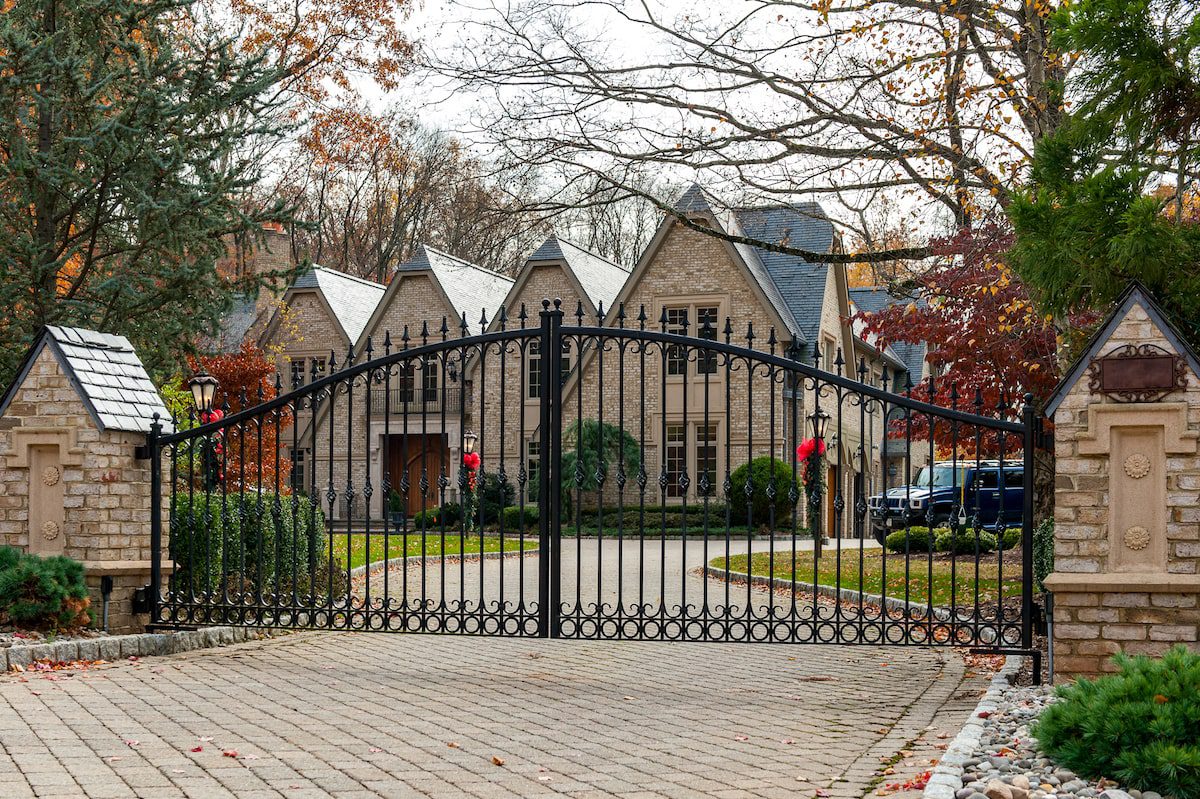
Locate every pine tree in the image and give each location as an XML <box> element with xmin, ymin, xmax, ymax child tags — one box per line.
<box><xmin>1007</xmin><ymin>0</ymin><xmax>1200</xmax><ymax>343</ymax></box>
<box><xmin>0</xmin><ymin>0</ymin><xmax>290</xmax><ymax>383</ymax></box>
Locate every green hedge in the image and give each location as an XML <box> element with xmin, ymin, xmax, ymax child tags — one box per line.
<box><xmin>171</xmin><ymin>492</ymin><xmax>330</xmax><ymax>597</ymax></box>
<box><xmin>884</xmin><ymin>526</ymin><xmax>941</xmax><ymax>553</ymax></box>
<box><xmin>728</xmin><ymin>457</ymin><xmax>797</xmax><ymax>527</ymax></box>
<box><xmin>500</xmin><ymin>505</ymin><xmax>539</xmax><ymax>530</ymax></box>
<box><xmin>935</xmin><ymin>527</ymin><xmax>998</xmax><ymax>555</ymax></box>
<box><xmin>0</xmin><ymin>547</ymin><xmax>92</xmax><ymax>631</ymax></box>
<box><xmin>1034</xmin><ymin>646</ymin><xmax>1200</xmax><ymax>798</ymax></box>
<box><xmin>999</xmin><ymin>527</ymin><xmax>1022</xmax><ymax>551</ymax></box>
<box><xmin>411</xmin><ymin>503</ymin><xmax>463</xmax><ymax>528</ymax></box>
<box><xmin>1034</xmin><ymin>518</ymin><xmax>1055</xmax><ymax>592</ymax></box>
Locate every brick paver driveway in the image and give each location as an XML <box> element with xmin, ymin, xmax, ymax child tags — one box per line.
<box><xmin>0</xmin><ymin>631</ymin><xmax>982</xmax><ymax>799</ymax></box>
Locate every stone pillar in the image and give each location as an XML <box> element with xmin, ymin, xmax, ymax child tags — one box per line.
<box><xmin>1043</xmin><ymin>287</ymin><xmax>1200</xmax><ymax>678</ymax></box>
<box><xmin>0</xmin><ymin>327</ymin><xmax>171</xmax><ymax>634</ymax></box>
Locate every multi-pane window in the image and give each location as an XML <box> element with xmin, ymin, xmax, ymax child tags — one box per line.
<box><xmin>696</xmin><ymin>424</ymin><xmax>718</xmax><ymax>496</ymax></box>
<box><xmin>528</xmin><ymin>341</ymin><xmax>542</xmax><ymax>399</ymax></box>
<box><xmin>526</xmin><ymin>440</ymin><xmax>540</xmax><ymax>501</ymax></box>
<box><xmin>399</xmin><ymin>361</ymin><xmax>438</xmax><ymax>406</ymax></box>
<box><xmin>665</xmin><ymin>424</ymin><xmax>686</xmax><ymax>497</ymax></box>
<box><xmin>696</xmin><ymin>306</ymin><xmax>719</xmax><ymax>374</ymax></box>
<box><xmin>527</xmin><ymin>341</ymin><xmax>571</xmax><ymax>399</ymax></box>
<box><xmin>290</xmin><ymin>449</ymin><xmax>306</xmax><ymax>491</ymax></box>
<box><xmin>665</xmin><ymin>308</ymin><xmax>688</xmax><ymax>375</ymax></box>
<box><xmin>422</xmin><ymin>361</ymin><xmax>438</xmax><ymax>402</ymax></box>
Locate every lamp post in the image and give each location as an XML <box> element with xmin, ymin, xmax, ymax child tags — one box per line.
<box><xmin>188</xmin><ymin>371</ymin><xmax>219</xmax><ymax>417</ymax></box>
<box><xmin>188</xmin><ymin>371</ymin><xmax>221</xmax><ymax>489</ymax></box>
<box><xmin>808</xmin><ymin>405</ymin><xmax>830</xmax><ymax>554</ymax></box>
<box><xmin>463</xmin><ymin>430</ymin><xmax>478</xmax><ymax>455</ymax></box>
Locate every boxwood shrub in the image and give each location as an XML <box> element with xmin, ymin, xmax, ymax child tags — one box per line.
<box><xmin>1034</xmin><ymin>646</ymin><xmax>1200</xmax><ymax>798</ymax></box>
<box><xmin>728</xmin><ymin>457</ymin><xmax>797</xmax><ymax>527</ymax></box>
<box><xmin>171</xmin><ymin>492</ymin><xmax>329</xmax><ymax>598</ymax></box>
<box><xmin>0</xmin><ymin>547</ymin><xmax>92</xmax><ymax>631</ymax></box>
<box><xmin>500</xmin><ymin>505</ymin><xmax>539</xmax><ymax>531</ymax></box>
<box><xmin>934</xmin><ymin>527</ymin><xmax>998</xmax><ymax>555</ymax></box>
<box><xmin>883</xmin><ymin>526</ymin><xmax>940</xmax><ymax>553</ymax></box>
<box><xmin>999</xmin><ymin>526</ymin><xmax>1022</xmax><ymax>551</ymax></box>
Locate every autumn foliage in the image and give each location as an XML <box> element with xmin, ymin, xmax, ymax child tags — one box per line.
<box><xmin>185</xmin><ymin>342</ymin><xmax>292</xmax><ymax>490</ymax></box>
<box><xmin>853</xmin><ymin>223</ymin><xmax>1098</xmax><ymax>454</ymax></box>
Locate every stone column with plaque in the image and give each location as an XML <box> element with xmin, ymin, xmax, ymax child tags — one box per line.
<box><xmin>0</xmin><ymin>326</ymin><xmax>172</xmax><ymax>633</ymax></box>
<box><xmin>1043</xmin><ymin>285</ymin><xmax>1200</xmax><ymax>678</ymax></box>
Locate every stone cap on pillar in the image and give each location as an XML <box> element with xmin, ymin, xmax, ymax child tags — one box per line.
<box><xmin>0</xmin><ymin>325</ymin><xmax>172</xmax><ymax>434</ymax></box>
<box><xmin>1044</xmin><ymin>282</ymin><xmax>1200</xmax><ymax>416</ymax></box>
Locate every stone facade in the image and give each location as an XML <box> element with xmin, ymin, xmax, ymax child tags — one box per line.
<box><xmin>1045</xmin><ymin>292</ymin><xmax>1200</xmax><ymax>677</ymax></box>
<box><xmin>0</xmin><ymin>348</ymin><xmax>168</xmax><ymax>634</ymax></box>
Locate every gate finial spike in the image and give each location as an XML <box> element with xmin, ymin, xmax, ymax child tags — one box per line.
<box><xmin>420</xmin><ymin>321</ymin><xmax>429</xmax><ymax>344</ymax></box>
<box><xmin>834</xmin><ymin>347</ymin><xmax>844</xmax><ymax>373</ymax></box>
<box><xmin>881</xmin><ymin>367</ymin><xmax>890</xmax><ymax>392</ymax></box>
<box><xmin>658</xmin><ymin>306</ymin><xmax>668</xmax><ymax>328</ymax></box>
<box><xmin>575</xmin><ymin>299</ymin><xmax>585</xmax><ymax>324</ymax></box>
<box><xmin>616</xmin><ymin>303</ymin><xmax>626</xmax><ymax>328</ymax></box>
<box><xmin>950</xmin><ymin>382</ymin><xmax>960</xmax><ymax>408</ymax></box>
<box><xmin>745</xmin><ymin>321</ymin><xmax>755</xmax><ymax>345</ymax></box>
<box><xmin>383</xmin><ymin>330</ymin><xmax>391</xmax><ymax>350</ymax></box>
<box><xmin>498</xmin><ymin>304</ymin><xmax>508</xmax><ymax>329</ymax></box>
<box><xmin>723</xmin><ymin>317</ymin><xmax>733</xmax><ymax>342</ymax></box>
<box><xmin>857</xmin><ymin>357</ymin><xmax>868</xmax><ymax>382</ymax></box>
<box><xmin>329</xmin><ymin>349</ymin><xmax>337</xmax><ymax>371</ymax></box>
<box><xmin>479</xmin><ymin>308</ymin><xmax>488</xmax><ymax>332</ymax></box>
<box><xmin>637</xmin><ymin>304</ymin><xmax>647</xmax><ymax>328</ymax></box>
<box><xmin>401</xmin><ymin>325</ymin><xmax>410</xmax><ymax>348</ymax></box>
<box><xmin>767</xmin><ymin>327</ymin><xmax>777</xmax><ymax>351</ymax></box>
<box><xmin>596</xmin><ymin>301</ymin><xmax>605</xmax><ymax>324</ymax></box>
<box><xmin>365</xmin><ymin>335</ymin><xmax>374</xmax><ymax>361</ymax></box>
<box><xmin>518</xmin><ymin>303</ymin><xmax>528</xmax><ymax>324</ymax></box>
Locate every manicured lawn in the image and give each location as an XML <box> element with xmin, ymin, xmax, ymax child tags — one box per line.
<box><xmin>712</xmin><ymin>548</ymin><xmax>1026</xmax><ymax>606</ymax></box>
<box><xmin>331</xmin><ymin>532</ymin><xmax>537</xmax><ymax>570</ymax></box>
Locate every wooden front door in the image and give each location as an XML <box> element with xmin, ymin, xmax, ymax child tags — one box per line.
<box><xmin>386</xmin><ymin>434</ymin><xmax>449</xmax><ymax>516</ymax></box>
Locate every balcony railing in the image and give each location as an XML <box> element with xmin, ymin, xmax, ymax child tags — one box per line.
<box><xmin>369</xmin><ymin>386</ymin><xmax>462</xmax><ymax>415</ymax></box>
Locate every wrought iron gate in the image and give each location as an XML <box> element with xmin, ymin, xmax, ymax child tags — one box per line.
<box><xmin>148</xmin><ymin>299</ymin><xmax>1040</xmax><ymax>657</ymax></box>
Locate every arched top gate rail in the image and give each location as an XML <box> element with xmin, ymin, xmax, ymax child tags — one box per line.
<box><xmin>146</xmin><ymin>299</ymin><xmax>1039</xmax><ymax>670</ymax></box>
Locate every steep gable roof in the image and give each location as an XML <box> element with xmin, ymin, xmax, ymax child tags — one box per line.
<box><xmin>848</xmin><ymin>287</ymin><xmax>928</xmax><ymax>380</ymax></box>
<box><xmin>732</xmin><ymin>203</ymin><xmax>836</xmax><ymax>345</ymax></box>
<box><xmin>526</xmin><ymin>236</ymin><xmax>631</xmax><ymax>312</ymax></box>
<box><xmin>0</xmin><ymin>326</ymin><xmax>172</xmax><ymax>434</ymax></box>
<box><xmin>1044</xmin><ymin>283</ymin><xmax>1200</xmax><ymax>416</ymax></box>
<box><xmin>399</xmin><ymin>246</ymin><xmax>514</xmax><ymax>325</ymax></box>
<box><xmin>294</xmin><ymin>266</ymin><xmax>386</xmax><ymax>344</ymax></box>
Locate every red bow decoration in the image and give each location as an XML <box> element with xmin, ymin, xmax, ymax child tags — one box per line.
<box><xmin>462</xmin><ymin>452</ymin><xmax>481</xmax><ymax>471</ymax></box>
<box><xmin>199</xmin><ymin>408</ymin><xmax>225</xmax><ymax>425</ymax></box>
<box><xmin>796</xmin><ymin>437</ymin><xmax>827</xmax><ymax>460</ymax></box>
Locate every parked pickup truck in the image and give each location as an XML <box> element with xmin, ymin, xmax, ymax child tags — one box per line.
<box><xmin>867</xmin><ymin>460</ymin><xmax>1025</xmax><ymax>542</ymax></box>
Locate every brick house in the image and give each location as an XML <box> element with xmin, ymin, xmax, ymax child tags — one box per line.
<box><xmin>297</xmin><ymin>246</ymin><xmax>513</xmax><ymax>520</ymax></box>
<box><xmin>470</xmin><ymin>235</ymin><xmax>631</xmax><ymax>501</ymax></box>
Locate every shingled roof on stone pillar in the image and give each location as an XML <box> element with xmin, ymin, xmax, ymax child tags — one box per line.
<box><xmin>0</xmin><ymin>326</ymin><xmax>173</xmax><ymax>434</ymax></box>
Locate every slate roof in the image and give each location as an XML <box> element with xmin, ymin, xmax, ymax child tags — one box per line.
<box><xmin>0</xmin><ymin>326</ymin><xmax>173</xmax><ymax>434</ymax></box>
<box><xmin>670</xmin><ymin>184</ymin><xmax>836</xmax><ymax>345</ymax></box>
<box><xmin>399</xmin><ymin>245</ymin><xmax>514</xmax><ymax>325</ymax></box>
<box><xmin>293</xmin><ymin>266</ymin><xmax>386</xmax><ymax>344</ymax></box>
<box><xmin>848</xmin><ymin>287</ymin><xmax>928</xmax><ymax>381</ymax></box>
<box><xmin>526</xmin><ymin>236</ymin><xmax>631</xmax><ymax>311</ymax></box>
<box><xmin>212</xmin><ymin>294</ymin><xmax>260</xmax><ymax>354</ymax></box>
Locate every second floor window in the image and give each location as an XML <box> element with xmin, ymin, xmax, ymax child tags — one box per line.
<box><xmin>665</xmin><ymin>304</ymin><xmax>720</xmax><ymax>376</ymax></box>
<box><xmin>400</xmin><ymin>361</ymin><xmax>438</xmax><ymax>405</ymax></box>
<box><xmin>527</xmin><ymin>341</ymin><xmax>571</xmax><ymax>399</ymax></box>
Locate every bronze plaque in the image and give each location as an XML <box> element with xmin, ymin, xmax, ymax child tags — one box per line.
<box><xmin>1087</xmin><ymin>344</ymin><xmax>1186</xmax><ymax>402</ymax></box>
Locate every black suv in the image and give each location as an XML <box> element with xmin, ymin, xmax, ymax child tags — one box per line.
<box><xmin>867</xmin><ymin>460</ymin><xmax>1025</xmax><ymax>542</ymax></box>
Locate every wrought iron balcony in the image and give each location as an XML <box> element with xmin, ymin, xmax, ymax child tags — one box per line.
<box><xmin>369</xmin><ymin>386</ymin><xmax>462</xmax><ymax>415</ymax></box>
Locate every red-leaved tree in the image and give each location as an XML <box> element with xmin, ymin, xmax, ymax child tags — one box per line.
<box><xmin>186</xmin><ymin>342</ymin><xmax>293</xmax><ymax>491</ymax></box>
<box><xmin>854</xmin><ymin>222</ymin><xmax>1098</xmax><ymax>455</ymax></box>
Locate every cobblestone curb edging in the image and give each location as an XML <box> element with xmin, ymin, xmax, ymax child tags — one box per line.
<box><xmin>922</xmin><ymin>654</ymin><xmax>1024</xmax><ymax>799</ymax></box>
<box><xmin>2</xmin><ymin>626</ymin><xmax>270</xmax><ymax>673</ymax></box>
<box><xmin>349</xmin><ymin>546</ymin><xmax>538</xmax><ymax>579</ymax></box>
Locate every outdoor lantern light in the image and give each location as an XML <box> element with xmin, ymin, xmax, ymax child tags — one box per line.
<box><xmin>463</xmin><ymin>430</ymin><xmax>478</xmax><ymax>455</ymax></box>
<box><xmin>809</xmin><ymin>406</ymin><xmax>831</xmax><ymax>441</ymax></box>
<box><xmin>188</xmin><ymin>370</ymin><xmax>219</xmax><ymax>414</ymax></box>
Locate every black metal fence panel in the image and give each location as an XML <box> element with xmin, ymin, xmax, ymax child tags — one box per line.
<box><xmin>147</xmin><ymin>299</ymin><xmax>1039</xmax><ymax>657</ymax></box>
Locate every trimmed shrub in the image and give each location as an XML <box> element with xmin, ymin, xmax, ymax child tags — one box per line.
<box><xmin>500</xmin><ymin>505</ymin><xmax>538</xmax><ymax>531</ymax></box>
<box><xmin>170</xmin><ymin>492</ymin><xmax>329</xmax><ymax>598</ymax></box>
<box><xmin>478</xmin><ymin>474</ymin><xmax>515</xmax><ymax>524</ymax></box>
<box><xmin>1033</xmin><ymin>518</ymin><xmax>1055</xmax><ymax>592</ymax></box>
<box><xmin>883</xmin><ymin>526</ymin><xmax>940</xmax><ymax>553</ymax></box>
<box><xmin>411</xmin><ymin>502</ymin><xmax>462</xmax><ymax>529</ymax></box>
<box><xmin>728</xmin><ymin>457</ymin><xmax>797</xmax><ymax>527</ymax></box>
<box><xmin>934</xmin><ymin>527</ymin><xmax>998</xmax><ymax>555</ymax></box>
<box><xmin>1034</xmin><ymin>646</ymin><xmax>1200</xmax><ymax>799</ymax></box>
<box><xmin>0</xmin><ymin>549</ymin><xmax>92</xmax><ymax>631</ymax></box>
<box><xmin>999</xmin><ymin>526</ymin><xmax>1022</xmax><ymax>551</ymax></box>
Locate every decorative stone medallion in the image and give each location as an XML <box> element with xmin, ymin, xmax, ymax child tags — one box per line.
<box><xmin>41</xmin><ymin>520</ymin><xmax>60</xmax><ymax>541</ymax></box>
<box><xmin>1123</xmin><ymin>453</ymin><xmax>1151</xmax><ymax>480</ymax></box>
<box><xmin>1123</xmin><ymin>525</ymin><xmax>1151</xmax><ymax>551</ymax></box>
<box><xmin>41</xmin><ymin>465</ymin><xmax>61</xmax><ymax>486</ymax></box>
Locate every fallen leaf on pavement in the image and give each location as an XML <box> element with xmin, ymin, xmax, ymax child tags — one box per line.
<box><xmin>491</xmin><ymin>756</ymin><xmax>505</xmax><ymax>766</ymax></box>
<box><xmin>222</xmin><ymin>750</ymin><xmax>238</xmax><ymax>758</ymax></box>
<box><xmin>446</xmin><ymin>742</ymin><xmax>460</xmax><ymax>749</ymax></box>
<box><xmin>190</xmin><ymin>746</ymin><xmax>202</xmax><ymax>753</ymax></box>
